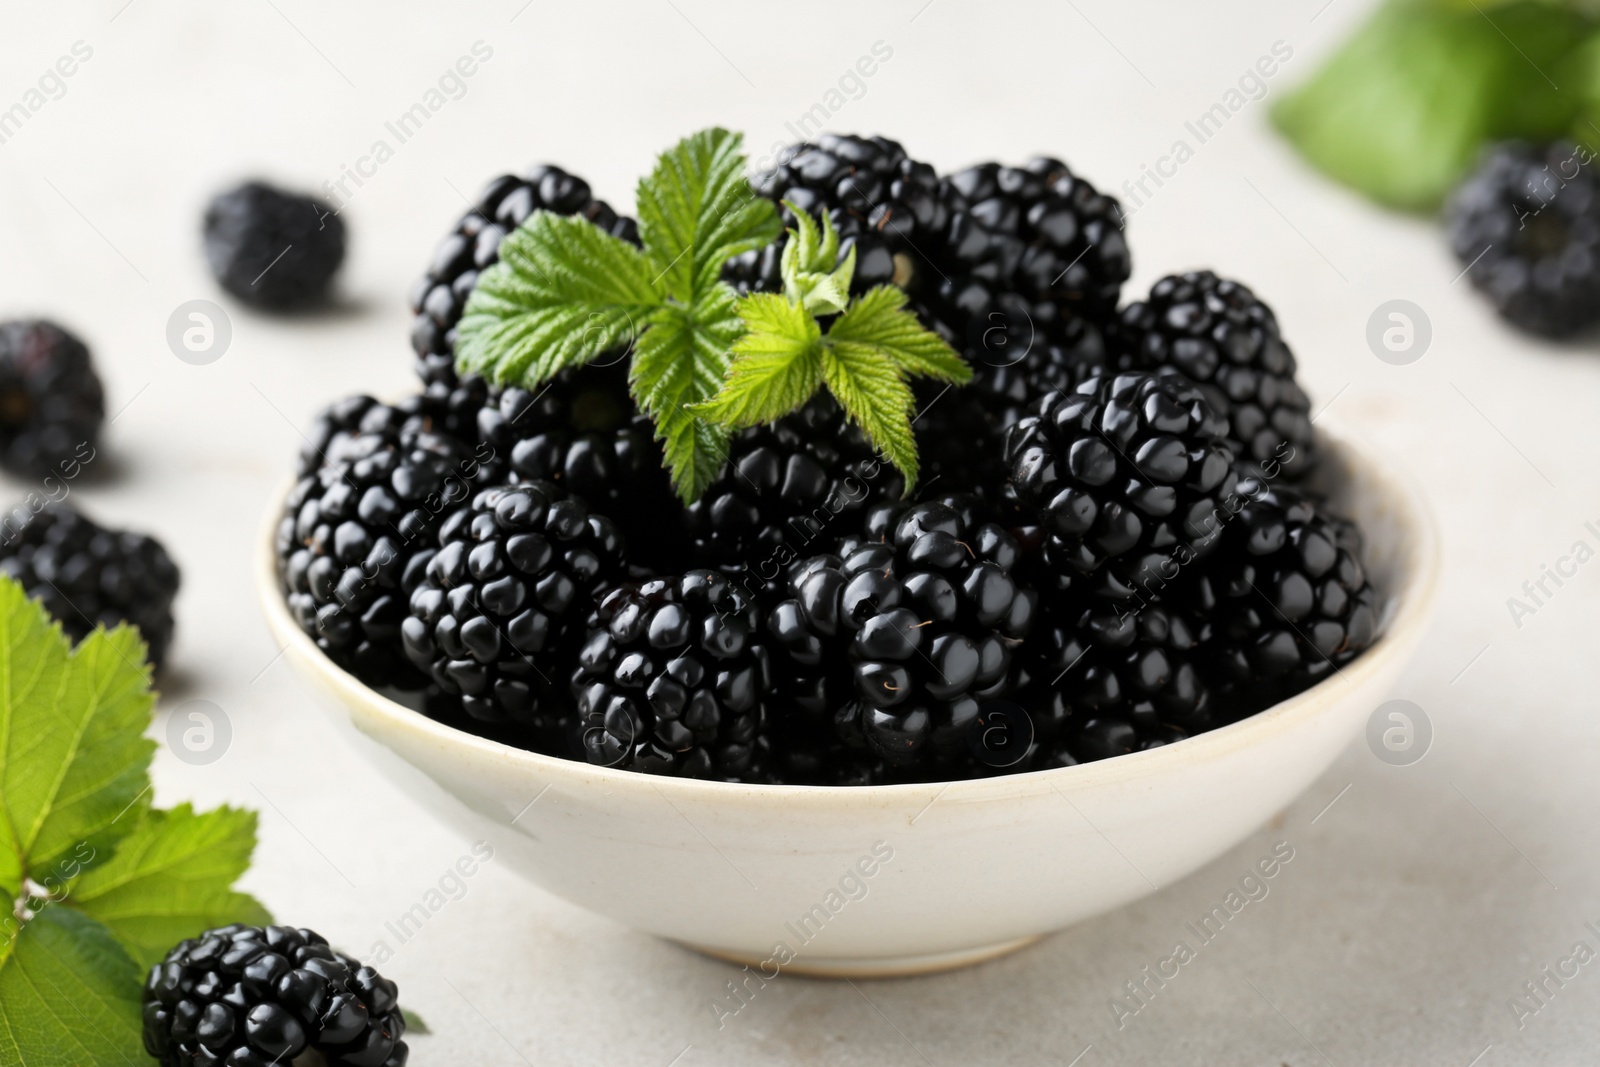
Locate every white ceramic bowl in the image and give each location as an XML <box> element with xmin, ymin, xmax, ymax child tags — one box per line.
<box><xmin>259</xmin><ymin>423</ymin><xmax>1438</xmax><ymax>977</ymax></box>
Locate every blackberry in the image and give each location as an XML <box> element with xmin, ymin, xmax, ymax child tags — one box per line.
<box><xmin>476</xmin><ymin>360</ymin><xmax>684</xmax><ymax>570</ymax></box>
<box><xmin>276</xmin><ymin>395</ymin><xmax>492</xmax><ymax>688</ymax></box>
<box><xmin>403</xmin><ymin>483</ymin><xmax>622</xmax><ymax>737</ymax></box>
<box><xmin>410</xmin><ymin>164</ymin><xmax>636</xmax><ymax>389</ymax></box>
<box><xmin>0</xmin><ymin>320</ymin><xmax>104</xmax><ymax>477</ymax></box>
<box><xmin>1004</xmin><ymin>371</ymin><xmax>1237</xmax><ymax>595</ymax></box>
<box><xmin>0</xmin><ymin>502</ymin><xmax>180</xmax><ymax>669</ymax></box>
<box><xmin>1186</xmin><ymin>471</ymin><xmax>1379</xmax><ymax>707</ymax></box>
<box><xmin>1446</xmin><ymin>140</ymin><xmax>1600</xmax><ymax>337</ymax></box>
<box><xmin>203</xmin><ymin>181</ymin><xmax>345</xmax><ymax>309</ymax></box>
<box><xmin>686</xmin><ymin>394</ymin><xmax>903</xmax><ymax>581</ymax></box>
<box><xmin>725</xmin><ymin>134</ymin><xmax>949</xmax><ymax>302</ymax></box>
<box><xmin>143</xmin><ymin>923</ymin><xmax>407</xmax><ymax>1067</ymax></box>
<box><xmin>1117</xmin><ymin>271</ymin><xmax>1315</xmax><ymax>477</ymax></box>
<box><xmin>769</xmin><ymin>499</ymin><xmax>1034</xmax><ymax>773</ymax></box>
<box><xmin>935</xmin><ymin>157</ymin><xmax>1130</xmax><ymax>351</ymax></box>
<box><xmin>571</xmin><ymin>571</ymin><xmax>768</xmax><ymax>779</ymax></box>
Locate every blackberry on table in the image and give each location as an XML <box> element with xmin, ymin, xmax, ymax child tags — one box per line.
<box><xmin>476</xmin><ymin>360</ymin><xmax>684</xmax><ymax>570</ymax></box>
<box><xmin>686</xmin><ymin>394</ymin><xmax>903</xmax><ymax>581</ymax></box>
<box><xmin>571</xmin><ymin>571</ymin><xmax>768</xmax><ymax>779</ymax></box>
<box><xmin>403</xmin><ymin>482</ymin><xmax>622</xmax><ymax>737</ymax></box>
<box><xmin>769</xmin><ymin>499</ymin><xmax>1034</xmax><ymax>774</ymax></box>
<box><xmin>1186</xmin><ymin>470</ymin><xmax>1379</xmax><ymax>709</ymax></box>
<box><xmin>1004</xmin><ymin>371</ymin><xmax>1238</xmax><ymax>596</ymax></box>
<box><xmin>1117</xmin><ymin>271</ymin><xmax>1315</xmax><ymax>477</ymax></box>
<box><xmin>276</xmin><ymin>395</ymin><xmax>492</xmax><ymax>688</ymax></box>
<box><xmin>1446</xmin><ymin>140</ymin><xmax>1600</xmax><ymax>337</ymax></box>
<box><xmin>0</xmin><ymin>320</ymin><xmax>104</xmax><ymax>478</ymax></box>
<box><xmin>0</xmin><ymin>502</ymin><xmax>180</xmax><ymax>669</ymax></box>
<box><xmin>143</xmin><ymin>923</ymin><xmax>407</xmax><ymax>1067</ymax></box>
<box><xmin>204</xmin><ymin>181</ymin><xmax>345</xmax><ymax>309</ymax></box>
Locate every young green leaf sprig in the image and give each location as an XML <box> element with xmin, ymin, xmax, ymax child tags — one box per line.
<box><xmin>694</xmin><ymin>205</ymin><xmax>971</xmax><ymax>488</ymax></box>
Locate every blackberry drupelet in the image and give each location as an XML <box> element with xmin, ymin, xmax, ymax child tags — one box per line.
<box><xmin>571</xmin><ymin>571</ymin><xmax>768</xmax><ymax>779</ymax></box>
<box><xmin>0</xmin><ymin>502</ymin><xmax>180</xmax><ymax>669</ymax></box>
<box><xmin>1117</xmin><ymin>271</ymin><xmax>1315</xmax><ymax>477</ymax></box>
<box><xmin>142</xmin><ymin>923</ymin><xmax>407</xmax><ymax>1067</ymax></box>
<box><xmin>724</xmin><ymin>134</ymin><xmax>949</xmax><ymax>302</ymax></box>
<box><xmin>1190</xmin><ymin>470</ymin><xmax>1379</xmax><ymax>708</ymax></box>
<box><xmin>1005</xmin><ymin>371</ymin><xmax>1238</xmax><ymax>595</ymax></box>
<box><xmin>204</xmin><ymin>181</ymin><xmax>345</xmax><ymax>309</ymax></box>
<box><xmin>1446</xmin><ymin>140</ymin><xmax>1600</xmax><ymax>337</ymax></box>
<box><xmin>403</xmin><ymin>483</ymin><xmax>622</xmax><ymax>736</ymax></box>
<box><xmin>769</xmin><ymin>499</ymin><xmax>1034</xmax><ymax>773</ymax></box>
<box><xmin>686</xmin><ymin>394</ymin><xmax>903</xmax><ymax>580</ymax></box>
<box><xmin>934</xmin><ymin>157</ymin><xmax>1130</xmax><ymax>351</ymax></box>
<box><xmin>410</xmin><ymin>164</ymin><xmax>636</xmax><ymax>392</ymax></box>
<box><xmin>277</xmin><ymin>395</ymin><xmax>493</xmax><ymax>688</ymax></box>
<box><xmin>0</xmin><ymin>320</ymin><xmax>104</xmax><ymax>478</ymax></box>
<box><xmin>476</xmin><ymin>359</ymin><xmax>684</xmax><ymax>569</ymax></box>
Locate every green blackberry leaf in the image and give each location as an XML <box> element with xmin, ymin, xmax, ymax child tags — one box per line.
<box><xmin>780</xmin><ymin>201</ymin><xmax>854</xmax><ymax>315</ymax></box>
<box><xmin>821</xmin><ymin>342</ymin><xmax>919</xmax><ymax>488</ymax></box>
<box><xmin>1273</xmin><ymin>0</ymin><xmax>1590</xmax><ymax>210</ymax></box>
<box><xmin>72</xmin><ymin>804</ymin><xmax>271</xmax><ymax>970</ymax></box>
<box><xmin>456</xmin><ymin>212</ymin><xmax>660</xmax><ymax>384</ymax></box>
<box><xmin>0</xmin><ymin>903</ymin><xmax>143</xmax><ymax>1067</ymax></box>
<box><xmin>693</xmin><ymin>293</ymin><xmax>823</xmax><ymax>429</ymax></box>
<box><xmin>636</xmin><ymin>128</ymin><xmax>780</xmax><ymax>302</ymax></box>
<box><xmin>829</xmin><ymin>286</ymin><xmax>972</xmax><ymax>383</ymax></box>
<box><xmin>630</xmin><ymin>292</ymin><xmax>738</xmax><ymax>503</ymax></box>
<box><xmin>0</xmin><ymin>581</ymin><xmax>154</xmax><ymax>897</ymax></box>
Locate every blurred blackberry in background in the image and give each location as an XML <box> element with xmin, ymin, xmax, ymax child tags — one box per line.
<box><xmin>143</xmin><ymin>923</ymin><xmax>407</xmax><ymax>1067</ymax></box>
<box><xmin>1005</xmin><ymin>371</ymin><xmax>1237</xmax><ymax>596</ymax></box>
<box><xmin>0</xmin><ymin>319</ymin><xmax>103</xmax><ymax>478</ymax></box>
<box><xmin>1117</xmin><ymin>271</ymin><xmax>1315</xmax><ymax>477</ymax></box>
<box><xmin>571</xmin><ymin>571</ymin><xmax>768</xmax><ymax>779</ymax></box>
<box><xmin>686</xmin><ymin>394</ymin><xmax>902</xmax><ymax>581</ymax></box>
<box><xmin>277</xmin><ymin>395</ymin><xmax>492</xmax><ymax>688</ymax></box>
<box><xmin>1446</xmin><ymin>140</ymin><xmax>1600</xmax><ymax>337</ymax></box>
<box><xmin>476</xmin><ymin>360</ymin><xmax>684</xmax><ymax>570</ymax></box>
<box><xmin>769</xmin><ymin>499</ymin><xmax>1034</xmax><ymax>774</ymax></box>
<box><xmin>0</xmin><ymin>503</ymin><xmax>179</xmax><ymax>669</ymax></box>
<box><xmin>1186</xmin><ymin>470</ymin><xmax>1379</xmax><ymax>709</ymax></box>
<box><xmin>404</xmin><ymin>483</ymin><xmax>621</xmax><ymax>739</ymax></box>
<box><xmin>204</xmin><ymin>181</ymin><xmax>345</xmax><ymax>309</ymax></box>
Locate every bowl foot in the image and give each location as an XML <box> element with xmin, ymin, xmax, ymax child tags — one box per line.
<box><xmin>678</xmin><ymin>933</ymin><xmax>1045</xmax><ymax>978</ymax></box>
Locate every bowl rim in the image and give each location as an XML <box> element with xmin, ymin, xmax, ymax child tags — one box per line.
<box><xmin>258</xmin><ymin>419</ymin><xmax>1441</xmax><ymax>808</ymax></box>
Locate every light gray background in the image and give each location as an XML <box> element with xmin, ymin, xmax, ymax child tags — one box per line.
<box><xmin>3</xmin><ymin>1</ymin><xmax>1596</xmax><ymax>1063</ymax></box>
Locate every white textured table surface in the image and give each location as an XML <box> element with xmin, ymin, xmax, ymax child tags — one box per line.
<box><xmin>4</xmin><ymin>1</ymin><xmax>1598</xmax><ymax>1063</ymax></box>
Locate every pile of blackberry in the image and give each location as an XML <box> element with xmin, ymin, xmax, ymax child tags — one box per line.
<box><xmin>275</xmin><ymin>136</ymin><xmax>1383</xmax><ymax>785</ymax></box>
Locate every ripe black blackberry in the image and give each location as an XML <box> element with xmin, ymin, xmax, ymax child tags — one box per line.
<box><xmin>410</xmin><ymin>164</ymin><xmax>636</xmax><ymax>391</ymax></box>
<box><xmin>277</xmin><ymin>395</ymin><xmax>493</xmax><ymax>688</ymax></box>
<box><xmin>724</xmin><ymin>134</ymin><xmax>950</xmax><ymax>303</ymax></box>
<box><xmin>476</xmin><ymin>359</ymin><xmax>684</xmax><ymax>570</ymax></box>
<box><xmin>0</xmin><ymin>502</ymin><xmax>179</xmax><ymax>668</ymax></box>
<box><xmin>571</xmin><ymin>571</ymin><xmax>768</xmax><ymax>779</ymax></box>
<box><xmin>1117</xmin><ymin>271</ymin><xmax>1315</xmax><ymax>477</ymax></box>
<box><xmin>686</xmin><ymin>394</ymin><xmax>903</xmax><ymax>579</ymax></box>
<box><xmin>1186</xmin><ymin>471</ymin><xmax>1379</xmax><ymax>707</ymax></box>
<box><xmin>403</xmin><ymin>483</ymin><xmax>622</xmax><ymax>738</ymax></box>
<box><xmin>934</xmin><ymin>157</ymin><xmax>1130</xmax><ymax>351</ymax></box>
<box><xmin>1446</xmin><ymin>140</ymin><xmax>1600</xmax><ymax>337</ymax></box>
<box><xmin>0</xmin><ymin>320</ymin><xmax>104</xmax><ymax>478</ymax></box>
<box><xmin>769</xmin><ymin>499</ymin><xmax>1034</xmax><ymax>773</ymax></box>
<box><xmin>143</xmin><ymin>923</ymin><xmax>407</xmax><ymax>1067</ymax></box>
<box><xmin>1005</xmin><ymin>371</ymin><xmax>1238</xmax><ymax>595</ymax></box>
<box><xmin>204</xmin><ymin>181</ymin><xmax>345</xmax><ymax>309</ymax></box>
